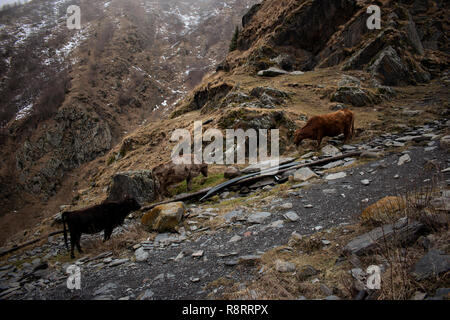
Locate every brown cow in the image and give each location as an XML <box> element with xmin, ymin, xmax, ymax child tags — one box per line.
<box><xmin>294</xmin><ymin>109</ymin><xmax>355</xmax><ymax>148</ymax></box>
<box><xmin>152</xmin><ymin>158</ymin><xmax>208</xmax><ymax>198</ymax></box>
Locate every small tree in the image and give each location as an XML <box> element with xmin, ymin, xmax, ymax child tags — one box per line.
<box><xmin>229</xmin><ymin>26</ymin><xmax>239</xmax><ymax>52</ymax></box>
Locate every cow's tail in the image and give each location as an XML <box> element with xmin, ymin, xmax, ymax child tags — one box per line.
<box><xmin>62</xmin><ymin>212</ymin><xmax>69</xmax><ymax>250</ymax></box>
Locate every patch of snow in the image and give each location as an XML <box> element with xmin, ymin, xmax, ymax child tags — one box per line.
<box><xmin>15</xmin><ymin>103</ymin><xmax>33</xmax><ymax>121</ymax></box>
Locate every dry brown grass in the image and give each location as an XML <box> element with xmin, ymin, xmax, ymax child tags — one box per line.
<box><xmin>213</xmin><ymin>178</ymin><xmax>449</xmax><ymax>300</ymax></box>
<box><xmin>364</xmin><ymin>180</ymin><xmax>449</xmax><ymax>299</ymax></box>
<box><xmin>79</xmin><ymin>223</ymin><xmax>149</xmax><ymax>257</ymax></box>
<box><xmin>361</xmin><ymin>196</ymin><xmax>407</xmax><ymax>226</ymax></box>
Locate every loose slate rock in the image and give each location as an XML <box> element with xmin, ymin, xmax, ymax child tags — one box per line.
<box><xmin>321</xmin><ymin>145</ymin><xmax>342</xmax><ymax>157</ymax></box>
<box><xmin>224</xmin><ymin>210</ymin><xmax>243</xmax><ymax>222</ymax></box>
<box><xmin>247</xmin><ymin>212</ymin><xmax>271</xmax><ymax>224</ymax></box>
<box><xmin>322</xmin><ymin>160</ymin><xmax>345</xmax><ymax>169</ymax></box>
<box><xmin>284</xmin><ymin>211</ymin><xmax>300</xmax><ymax>222</ymax></box>
<box><xmin>398</xmin><ymin>154</ymin><xmax>411</xmax><ymax>166</ymax></box>
<box><xmin>94</xmin><ymin>282</ymin><xmax>118</xmax><ymax>296</ymax></box>
<box><xmin>139</xmin><ymin>289</ymin><xmax>154</xmax><ymax>300</ymax></box>
<box><xmin>109</xmin><ymin>259</ymin><xmax>129</xmax><ymax>267</ymax></box>
<box><xmin>411</xmin><ymin>250</ymin><xmax>450</xmax><ymax>281</ymax></box>
<box><xmin>257</xmin><ymin>67</ymin><xmax>288</xmax><ymax>77</ymax></box>
<box><xmin>229</xmin><ymin>235</ymin><xmax>242</xmax><ymax>243</ymax></box>
<box><xmin>135</xmin><ymin>247</ymin><xmax>149</xmax><ymax>262</ymax></box>
<box><xmin>297</xmin><ymin>265</ymin><xmax>318</xmax><ymax>280</ymax></box>
<box><xmin>325</xmin><ymin>172</ymin><xmax>347</xmax><ymax>180</ymax></box>
<box><xmin>293</xmin><ymin>168</ymin><xmax>318</xmax><ymax>182</ymax></box>
<box><xmin>344</xmin><ymin>218</ymin><xmax>425</xmax><ymax>256</ymax></box>
<box><xmin>275</xmin><ymin>260</ymin><xmax>296</xmax><ymax>273</ymax></box>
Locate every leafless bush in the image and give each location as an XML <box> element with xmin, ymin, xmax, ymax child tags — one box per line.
<box><xmin>94</xmin><ymin>21</ymin><xmax>115</xmax><ymax>58</ymax></box>
<box><xmin>31</xmin><ymin>70</ymin><xmax>71</xmax><ymax>122</ymax></box>
<box><xmin>117</xmin><ymin>70</ymin><xmax>144</xmax><ymax>107</ymax></box>
<box><xmin>87</xmin><ymin>62</ymin><xmax>98</xmax><ymax>86</ymax></box>
<box><xmin>79</xmin><ymin>223</ymin><xmax>148</xmax><ymax>256</ymax></box>
<box><xmin>370</xmin><ymin>179</ymin><xmax>448</xmax><ymax>299</ymax></box>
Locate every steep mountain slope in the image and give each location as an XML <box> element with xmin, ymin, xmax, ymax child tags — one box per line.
<box><xmin>0</xmin><ymin>0</ymin><xmax>259</xmax><ymax>244</ymax></box>
<box><xmin>54</xmin><ymin>0</ymin><xmax>448</xmax><ymax>218</ymax></box>
<box><xmin>0</xmin><ymin>0</ymin><xmax>448</xmax><ymax>302</ymax></box>
<box><xmin>0</xmin><ymin>0</ymin><xmax>448</xmax><ymax>247</ymax></box>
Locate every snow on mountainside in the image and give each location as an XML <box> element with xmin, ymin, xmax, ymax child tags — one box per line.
<box><xmin>0</xmin><ymin>0</ymin><xmax>257</xmax><ymax>124</ymax></box>
<box><xmin>0</xmin><ymin>0</ymin><xmax>260</xmax><ymax>244</ymax></box>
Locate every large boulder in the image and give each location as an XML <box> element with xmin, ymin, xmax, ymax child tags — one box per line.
<box><xmin>368</xmin><ymin>46</ymin><xmax>430</xmax><ymax>86</ymax></box>
<box><xmin>107</xmin><ymin>170</ymin><xmax>156</xmax><ymax>205</ymax></box>
<box><xmin>141</xmin><ymin>202</ymin><xmax>185</xmax><ymax>232</ymax></box>
<box><xmin>242</xmin><ymin>3</ymin><xmax>262</xmax><ymax>28</ymax></box>
<box><xmin>293</xmin><ymin>167</ymin><xmax>318</xmax><ymax>182</ymax></box>
<box><xmin>257</xmin><ymin>67</ymin><xmax>288</xmax><ymax>77</ymax></box>
<box><xmin>221</xmin><ymin>92</ymin><xmax>252</xmax><ymax>107</ymax></box>
<box><xmin>173</xmin><ymin>82</ymin><xmax>233</xmax><ymax>116</ymax></box>
<box><xmin>368</xmin><ymin>46</ymin><xmax>410</xmax><ymax>86</ymax></box>
<box><xmin>250</xmin><ymin>86</ymin><xmax>291</xmax><ymax>100</ymax></box>
<box><xmin>250</xmin><ymin>86</ymin><xmax>291</xmax><ymax>107</ymax></box>
<box><xmin>218</xmin><ymin>108</ymin><xmax>296</xmax><ymax>133</ymax></box>
<box><xmin>270</xmin><ymin>54</ymin><xmax>294</xmax><ymax>71</ymax></box>
<box><xmin>16</xmin><ymin>103</ymin><xmax>112</xmax><ymax>198</ymax></box>
<box><xmin>331</xmin><ymin>86</ymin><xmax>379</xmax><ymax>107</ymax></box>
<box><xmin>342</xmin><ymin>30</ymin><xmax>388</xmax><ymax>71</ymax></box>
<box><xmin>224</xmin><ymin>166</ymin><xmax>241</xmax><ymax>179</ymax></box>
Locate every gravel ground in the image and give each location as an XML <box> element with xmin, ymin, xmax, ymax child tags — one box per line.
<box><xmin>17</xmin><ymin>143</ymin><xmax>448</xmax><ymax>300</ymax></box>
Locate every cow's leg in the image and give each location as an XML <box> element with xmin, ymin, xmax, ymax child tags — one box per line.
<box><xmin>104</xmin><ymin>227</ymin><xmax>113</xmax><ymax>242</ymax></box>
<box><xmin>315</xmin><ymin>129</ymin><xmax>323</xmax><ymax>150</ymax></box>
<box><xmin>186</xmin><ymin>176</ymin><xmax>192</xmax><ymax>192</ymax></box>
<box><xmin>164</xmin><ymin>186</ymin><xmax>171</xmax><ymax>198</ymax></box>
<box><xmin>343</xmin><ymin>126</ymin><xmax>351</xmax><ymax>143</ymax></box>
<box><xmin>316</xmin><ymin>136</ymin><xmax>323</xmax><ymax>150</ymax></box>
<box><xmin>75</xmin><ymin>234</ymin><xmax>83</xmax><ymax>254</ymax></box>
<box><xmin>69</xmin><ymin>232</ymin><xmax>76</xmax><ymax>259</ymax></box>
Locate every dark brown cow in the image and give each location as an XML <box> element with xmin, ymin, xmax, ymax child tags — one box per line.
<box><xmin>62</xmin><ymin>197</ymin><xmax>141</xmax><ymax>259</ymax></box>
<box><xmin>152</xmin><ymin>158</ymin><xmax>208</xmax><ymax>198</ymax></box>
<box><xmin>294</xmin><ymin>109</ymin><xmax>355</xmax><ymax>148</ymax></box>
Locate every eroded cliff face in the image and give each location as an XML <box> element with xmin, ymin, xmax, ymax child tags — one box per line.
<box><xmin>16</xmin><ymin>101</ymin><xmax>112</xmax><ymax>198</ymax></box>
<box><xmin>0</xmin><ymin>0</ymin><xmax>259</xmax><ymax>207</ymax></box>
<box><xmin>0</xmin><ymin>0</ymin><xmax>261</xmax><ymax>243</ymax></box>
<box><xmin>220</xmin><ymin>0</ymin><xmax>448</xmax><ymax>82</ymax></box>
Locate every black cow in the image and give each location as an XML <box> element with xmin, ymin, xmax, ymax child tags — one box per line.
<box><xmin>62</xmin><ymin>197</ymin><xmax>141</xmax><ymax>259</ymax></box>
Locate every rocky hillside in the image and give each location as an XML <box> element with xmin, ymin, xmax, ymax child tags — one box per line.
<box><xmin>0</xmin><ymin>0</ymin><xmax>259</xmax><ymax>243</ymax></box>
<box><xmin>0</xmin><ymin>0</ymin><xmax>449</xmax><ymax>301</ymax></box>
<box><xmin>219</xmin><ymin>0</ymin><xmax>448</xmax><ymax>77</ymax></box>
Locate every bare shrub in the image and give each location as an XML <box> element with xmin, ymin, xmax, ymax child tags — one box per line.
<box><xmin>369</xmin><ymin>179</ymin><xmax>448</xmax><ymax>300</ymax></box>
<box><xmin>31</xmin><ymin>70</ymin><xmax>71</xmax><ymax>122</ymax></box>
<box><xmin>117</xmin><ymin>69</ymin><xmax>144</xmax><ymax>107</ymax></box>
<box><xmin>87</xmin><ymin>62</ymin><xmax>98</xmax><ymax>86</ymax></box>
<box><xmin>94</xmin><ymin>21</ymin><xmax>115</xmax><ymax>58</ymax></box>
<box><xmin>77</xmin><ymin>223</ymin><xmax>149</xmax><ymax>257</ymax></box>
